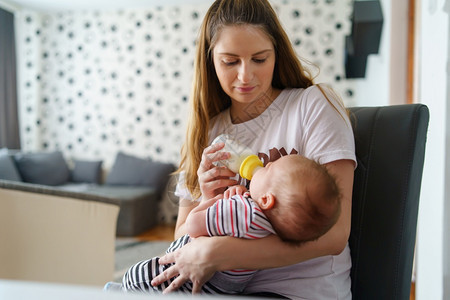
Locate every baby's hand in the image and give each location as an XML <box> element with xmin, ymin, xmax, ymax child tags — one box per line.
<box><xmin>224</xmin><ymin>185</ymin><xmax>248</xmax><ymax>199</ymax></box>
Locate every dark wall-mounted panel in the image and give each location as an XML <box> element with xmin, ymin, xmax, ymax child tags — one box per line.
<box><xmin>345</xmin><ymin>0</ymin><xmax>383</xmax><ymax>78</ymax></box>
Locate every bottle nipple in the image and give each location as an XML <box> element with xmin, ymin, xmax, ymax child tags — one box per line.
<box><xmin>239</xmin><ymin>155</ymin><xmax>264</xmax><ymax>180</ymax></box>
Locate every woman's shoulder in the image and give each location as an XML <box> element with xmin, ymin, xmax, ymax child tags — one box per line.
<box><xmin>291</xmin><ymin>84</ymin><xmax>334</xmax><ymax>100</ymax></box>
<box><xmin>280</xmin><ymin>85</ymin><xmax>330</xmax><ymax>109</ymax></box>
<box><xmin>281</xmin><ymin>85</ymin><xmax>320</xmax><ymax>95</ymax></box>
<box><xmin>287</xmin><ymin>84</ymin><xmax>344</xmax><ymax>110</ymax></box>
<box><xmin>280</xmin><ymin>85</ymin><xmax>326</xmax><ymax>101</ymax></box>
<box><xmin>281</xmin><ymin>85</ymin><xmax>349</xmax><ymax>127</ymax></box>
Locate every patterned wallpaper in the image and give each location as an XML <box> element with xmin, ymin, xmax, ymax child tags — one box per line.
<box><xmin>16</xmin><ymin>0</ymin><xmax>354</xmax><ymax>167</ymax></box>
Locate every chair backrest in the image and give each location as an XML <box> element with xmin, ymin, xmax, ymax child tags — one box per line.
<box><xmin>348</xmin><ymin>104</ymin><xmax>429</xmax><ymax>300</ymax></box>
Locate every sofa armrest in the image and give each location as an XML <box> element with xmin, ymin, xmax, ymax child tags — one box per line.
<box><xmin>0</xmin><ymin>187</ymin><xmax>120</xmax><ymax>286</ymax></box>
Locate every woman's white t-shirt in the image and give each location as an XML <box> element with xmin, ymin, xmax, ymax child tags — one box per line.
<box><xmin>176</xmin><ymin>86</ymin><xmax>356</xmax><ymax>299</ymax></box>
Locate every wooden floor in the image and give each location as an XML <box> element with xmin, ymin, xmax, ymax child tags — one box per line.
<box><xmin>135</xmin><ymin>224</ymin><xmax>416</xmax><ymax>300</ymax></box>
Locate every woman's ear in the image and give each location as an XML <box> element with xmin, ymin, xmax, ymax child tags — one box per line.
<box><xmin>258</xmin><ymin>193</ymin><xmax>275</xmax><ymax>210</ymax></box>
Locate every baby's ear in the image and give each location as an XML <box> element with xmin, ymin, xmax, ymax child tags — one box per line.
<box><xmin>259</xmin><ymin>193</ymin><xmax>275</xmax><ymax>210</ymax></box>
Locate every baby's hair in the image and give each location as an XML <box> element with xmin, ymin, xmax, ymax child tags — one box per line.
<box><xmin>264</xmin><ymin>156</ymin><xmax>341</xmax><ymax>246</ymax></box>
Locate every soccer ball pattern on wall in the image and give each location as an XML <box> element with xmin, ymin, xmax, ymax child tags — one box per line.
<box><xmin>16</xmin><ymin>0</ymin><xmax>354</xmax><ymax>167</ymax></box>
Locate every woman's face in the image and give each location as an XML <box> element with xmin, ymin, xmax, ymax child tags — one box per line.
<box><xmin>212</xmin><ymin>25</ymin><xmax>276</xmax><ymax>118</ymax></box>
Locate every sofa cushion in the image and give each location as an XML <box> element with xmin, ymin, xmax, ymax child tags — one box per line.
<box><xmin>71</xmin><ymin>159</ymin><xmax>103</xmax><ymax>184</ymax></box>
<box><xmin>14</xmin><ymin>151</ymin><xmax>70</xmax><ymax>186</ymax></box>
<box><xmin>0</xmin><ymin>154</ymin><xmax>22</xmax><ymax>181</ymax></box>
<box><xmin>105</xmin><ymin>152</ymin><xmax>175</xmax><ymax>190</ymax></box>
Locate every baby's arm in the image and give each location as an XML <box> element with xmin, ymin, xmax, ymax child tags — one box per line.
<box><xmin>186</xmin><ymin>185</ymin><xmax>248</xmax><ymax>238</ymax></box>
<box><xmin>185</xmin><ymin>195</ymin><xmax>221</xmax><ymax>238</ymax></box>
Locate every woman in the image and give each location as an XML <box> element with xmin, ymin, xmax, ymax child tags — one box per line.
<box><xmin>151</xmin><ymin>0</ymin><xmax>356</xmax><ymax>298</ymax></box>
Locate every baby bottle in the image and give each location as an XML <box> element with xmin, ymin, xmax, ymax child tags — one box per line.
<box><xmin>212</xmin><ymin>134</ymin><xmax>263</xmax><ymax>180</ymax></box>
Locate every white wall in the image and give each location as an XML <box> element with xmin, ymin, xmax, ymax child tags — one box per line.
<box><xmin>416</xmin><ymin>0</ymin><xmax>448</xmax><ymax>299</ymax></box>
<box><xmin>389</xmin><ymin>0</ymin><xmax>409</xmax><ymax>104</ymax></box>
<box><xmin>350</xmin><ymin>0</ymin><xmax>390</xmax><ymax>107</ymax></box>
<box><xmin>350</xmin><ymin>0</ymin><xmax>413</xmax><ymax>107</ymax></box>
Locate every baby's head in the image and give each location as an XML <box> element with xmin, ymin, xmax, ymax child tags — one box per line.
<box><xmin>249</xmin><ymin>155</ymin><xmax>341</xmax><ymax>246</ymax></box>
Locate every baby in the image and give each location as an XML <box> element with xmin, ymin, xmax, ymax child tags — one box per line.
<box><xmin>121</xmin><ymin>154</ymin><xmax>341</xmax><ymax>295</ymax></box>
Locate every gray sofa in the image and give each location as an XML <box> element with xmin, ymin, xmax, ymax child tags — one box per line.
<box><xmin>0</xmin><ymin>149</ymin><xmax>175</xmax><ymax>236</ymax></box>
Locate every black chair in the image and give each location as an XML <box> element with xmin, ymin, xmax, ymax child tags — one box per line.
<box><xmin>349</xmin><ymin>104</ymin><xmax>429</xmax><ymax>300</ymax></box>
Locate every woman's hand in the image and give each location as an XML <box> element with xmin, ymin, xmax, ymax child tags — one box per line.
<box><xmin>151</xmin><ymin>237</ymin><xmax>218</xmax><ymax>294</ymax></box>
<box><xmin>197</xmin><ymin>142</ymin><xmax>238</xmax><ymax>200</ymax></box>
